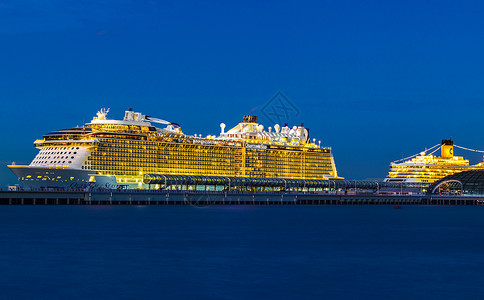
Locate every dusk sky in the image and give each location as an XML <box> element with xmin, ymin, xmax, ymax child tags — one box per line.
<box><xmin>2</xmin><ymin>0</ymin><xmax>484</xmax><ymax>187</ymax></box>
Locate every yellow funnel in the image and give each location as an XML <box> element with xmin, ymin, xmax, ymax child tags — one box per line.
<box><xmin>441</xmin><ymin>139</ymin><xmax>454</xmax><ymax>158</ymax></box>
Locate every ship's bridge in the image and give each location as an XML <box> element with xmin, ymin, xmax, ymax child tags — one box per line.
<box><xmin>88</xmin><ymin>108</ymin><xmax>182</xmax><ymax>134</ymax></box>
<box><xmin>143</xmin><ymin>174</ymin><xmax>426</xmax><ymax>192</ymax></box>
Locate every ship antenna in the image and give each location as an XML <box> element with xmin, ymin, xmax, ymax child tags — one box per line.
<box><xmin>248</xmin><ymin>106</ymin><xmax>260</xmax><ymax>115</ymax></box>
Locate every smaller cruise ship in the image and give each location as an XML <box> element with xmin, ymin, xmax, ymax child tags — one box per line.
<box><xmin>384</xmin><ymin>139</ymin><xmax>484</xmax><ymax>183</ymax></box>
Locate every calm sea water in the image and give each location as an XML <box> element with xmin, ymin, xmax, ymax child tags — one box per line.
<box><xmin>0</xmin><ymin>205</ymin><xmax>483</xmax><ymax>299</ymax></box>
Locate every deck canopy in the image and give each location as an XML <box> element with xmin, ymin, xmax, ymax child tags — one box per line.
<box><xmin>143</xmin><ymin>174</ymin><xmax>426</xmax><ymax>190</ymax></box>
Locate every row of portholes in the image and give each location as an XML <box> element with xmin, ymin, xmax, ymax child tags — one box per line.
<box><xmin>41</xmin><ymin>151</ymin><xmax>77</xmax><ymax>155</ymax></box>
<box><xmin>44</xmin><ymin>147</ymin><xmax>80</xmax><ymax>151</ymax></box>
<box><xmin>33</xmin><ymin>160</ymin><xmax>72</xmax><ymax>164</ymax></box>
<box><xmin>37</xmin><ymin>156</ymin><xmax>75</xmax><ymax>160</ymax></box>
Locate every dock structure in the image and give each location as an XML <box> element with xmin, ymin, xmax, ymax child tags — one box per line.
<box><xmin>0</xmin><ymin>190</ymin><xmax>483</xmax><ymax>205</ymax></box>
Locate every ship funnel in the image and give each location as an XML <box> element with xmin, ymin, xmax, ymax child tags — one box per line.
<box><xmin>441</xmin><ymin>139</ymin><xmax>454</xmax><ymax>158</ymax></box>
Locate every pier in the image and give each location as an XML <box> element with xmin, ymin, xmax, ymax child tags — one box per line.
<box><xmin>0</xmin><ymin>190</ymin><xmax>483</xmax><ymax>205</ymax></box>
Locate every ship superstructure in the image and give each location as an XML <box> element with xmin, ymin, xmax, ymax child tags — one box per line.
<box><xmin>385</xmin><ymin>140</ymin><xmax>484</xmax><ymax>183</ymax></box>
<box><xmin>9</xmin><ymin>109</ymin><xmax>341</xmax><ymax>189</ymax></box>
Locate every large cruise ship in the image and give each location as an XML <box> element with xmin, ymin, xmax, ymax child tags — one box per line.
<box><xmin>384</xmin><ymin>139</ymin><xmax>484</xmax><ymax>183</ymax></box>
<box><xmin>9</xmin><ymin>109</ymin><xmax>341</xmax><ymax>189</ymax></box>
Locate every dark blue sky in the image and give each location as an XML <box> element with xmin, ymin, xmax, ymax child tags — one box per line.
<box><xmin>2</xmin><ymin>0</ymin><xmax>484</xmax><ymax>186</ymax></box>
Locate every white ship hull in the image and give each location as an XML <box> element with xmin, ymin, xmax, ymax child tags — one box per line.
<box><xmin>8</xmin><ymin>166</ymin><xmax>115</xmax><ymax>189</ymax></box>
<box><xmin>383</xmin><ymin>177</ymin><xmax>419</xmax><ymax>183</ymax></box>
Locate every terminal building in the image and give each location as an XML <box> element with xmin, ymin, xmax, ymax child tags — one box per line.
<box><xmin>429</xmin><ymin>170</ymin><xmax>484</xmax><ymax>195</ymax></box>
